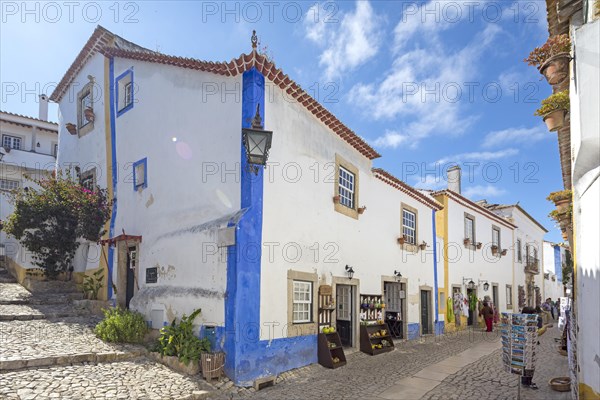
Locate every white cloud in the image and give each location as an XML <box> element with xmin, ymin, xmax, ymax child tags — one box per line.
<box><xmin>304</xmin><ymin>1</ymin><xmax>383</xmax><ymax>80</ymax></box>
<box><xmin>435</xmin><ymin>148</ymin><xmax>519</xmax><ymax>165</ymax></box>
<box><xmin>463</xmin><ymin>185</ymin><xmax>507</xmax><ymax>199</ymax></box>
<box><xmin>481</xmin><ymin>126</ymin><xmax>549</xmax><ymax>148</ymax></box>
<box><xmin>372</xmin><ymin>130</ymin><xmax>410</xmax><ymax>149</ymax></box>
<box><xmin>354</xmin><ymin>1</ymin><xmax>502</xmax><ymax>147</ymax></box>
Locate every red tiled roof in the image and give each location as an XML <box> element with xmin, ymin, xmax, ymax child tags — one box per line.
<box><xmin>0</xmin><ymin>111</ymin><xmax>58</xmax><ymax>132</ymax></box>
<box><xmin>372</xmin><ymin>168</ymin><xmax>443</xmax><ymax>210</ymax></box>
<box><xmin>50</xmin><ymin>26</ymin><xmax>381</xmax><ymax>160</ymax></box>
<box><xmin>431</xmin><ymin>189</ymin><xmax>517</xmax><ymax>229</ymax></box>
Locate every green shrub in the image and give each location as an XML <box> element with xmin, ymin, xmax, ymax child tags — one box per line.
<box><xmin>83</xmin><ymin>269</ymin><xmax>104</xmax><ymax>300</ymax></box>
<box><xmin>153</xmin><ymin>309</ymin><xmax>211</xmax><ymax>366</ymax></box>
<box><xmin>546</xmin><ymin>189</ymin><xmax>572</xmax><ymax>203</ymax></box>
<box><xmin>534</xmin><ymin>90</ymin><xmax>570</xmax><ymax>116</ymax></box>
<box><xmin>95</xmin><ymin>307</ymin><xmax>148</xmax><ymax>343</ymax></box>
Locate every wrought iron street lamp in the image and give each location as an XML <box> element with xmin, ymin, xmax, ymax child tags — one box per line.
<box><xmin>345</xmin><ymin>265</ymin><xmax>355</xmax><ymax>280</ymax></box>
<box><xmin>463</xmin><ymin>277</ymin><xmax>475</xmax><ymax>290</ymax></box>
<box><xmin>394</xmin><ymin>270</ymin><xmax>402</xmax><ymax>282</ymax></box>
<box><xmin>242</xmin><ymin>103</ymin><xmax>273</xmax><ymax>174</ymax></box>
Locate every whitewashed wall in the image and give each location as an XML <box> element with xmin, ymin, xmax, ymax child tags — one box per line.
<box><xmin>261</xmin><ymin>84</ymin><xmax>438</xmax><ymax>340</ymax></box>
<box><xmin>444</xmin><ymin>198</ymin><xmax>514</xmax><ymax>312</ymax></box>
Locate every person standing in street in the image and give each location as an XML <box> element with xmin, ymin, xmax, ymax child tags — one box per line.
<box><xmin>480</xmin><ymin>301</ymin><xmax>494</xmax><ymax>332</ymax></box>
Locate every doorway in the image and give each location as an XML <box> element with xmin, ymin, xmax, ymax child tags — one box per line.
<box><xmin>384</xmin><ymin>282</ymin><xmax>405</xmax><ymax>339</ymax></box>
<box><xmin>125</xmin><ymin>246</ymin><xmax>137</xmax><ymax>309</ymax></box>
<box><xmin>336</xmin><ymin>285</ymin><xmax>354</xmax><ymax>347</ymax></box>
<box><xmin>467</xmin><ymin>288</ymin><xmax>476</xmax><ymax>326</ymax></box>
<box><xmin>492</xmin><ymin>284</ymin><xmax>499</xmax><ymax>310</ymax></box>
<box><xmin>420</xmin><ymin>290</ymin><xmax>432</xmax><ymax>335</ymax></box>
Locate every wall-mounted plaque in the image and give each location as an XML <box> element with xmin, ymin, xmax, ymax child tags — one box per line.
<box><xmin>146</xmin><ymin>267</ymin><xmax>158</xmax><ymax>283</ymax></box>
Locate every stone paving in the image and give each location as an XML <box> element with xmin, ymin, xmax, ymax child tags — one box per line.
<box><xmin>421</xmin><ymin>325</ymin><xmax>571</xmax><ymax>400</ymax></box>
<box><xmin>0</xmin><ymin>358</ymin><xmax>211</xmax><ymax>399</ymax></box>
<box><xmin>219</xmin><ymin>329</ymin><xmax>502</xmax><ymax>400</ymax></box>
<box><xmin>0</xmin><ymin>264</ymin><xmax>216</xmax><ymax>399</ymax></box>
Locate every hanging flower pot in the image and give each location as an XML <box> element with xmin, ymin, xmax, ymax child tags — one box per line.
<box><xmin>358</xmin><ymin>206</ymin><xmax>366</xmax><ymax>214</ymax></box>
<box><xmin>547</xmin><ymin>190</ymin><xmax>572</xmax><ymax>212</ymax></box>
<box><xmin>540</xmin><ymin>53</ymin><xmax>571</xmax><ymax>85</ymax></box>
<box><xmin>463</xmin><ymin>238</ymin><xmax>471</xmax><ymax>246</ymax></box>
<box><xmin>84</xmin><ymin>107</ymin><xmax>95</xmax><ymax>123</ymax></box>
<box><xmin>543</xmin><ymin>109</ymin><xmax>567</xmax><ymax>132</ymax></box>
<box><xmin>535</xmin><ymin>91</ymin><xmax>569</xmax><ymax>132</ymax></box>
<box><xmin>397</xmin><ymin>236</ymin><xmax>405</xmax><ymax>245</ymax></box>
<box><xmin>525</xmin><ymin>34</ymin><xmax>571</xmax><ymax>72</ymax></box>
<box><xmin>491</xmin><ymin>245</ymin><xmax>499</xmax><ymax>255</ymax></box>
<box><xmin>476</xmin><ymin>242</ymin><xmax>482</xmax><ymax>250</ymax></box>
<box><xmin>66</xmin><ymin>123</ymin><xmax>77</xmax><ymax>135</ymax></box>
<box><xmin>332</xmin><ymin>195</ymin><xmax>340</xmax><ymax>204</ymax></box>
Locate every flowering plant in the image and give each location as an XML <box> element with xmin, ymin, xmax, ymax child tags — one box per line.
<box><xmin>524</xmin><ymin>34</ymin><xmax>571</xmax><ymax>68</ymax></box>
<box><xmin>534</xmin><ymin>90</ymin><xmax>570</xmax><ymax>116</ymax></box>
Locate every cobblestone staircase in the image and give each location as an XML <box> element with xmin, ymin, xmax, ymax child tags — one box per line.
<box><xmin>0</xmin><ymin>265</ymin><xmax>214</xmax><ymax>399</ymax></box>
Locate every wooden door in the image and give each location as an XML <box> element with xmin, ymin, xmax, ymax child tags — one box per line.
<box><xmin>420</xmin><ymin>290</ymin><xmax>431</xmax><ymax>334</ymax></box>
<box><xmin>336</xmin><ymin>285</ymin><xmax>353</xmax><ymax>347</ymax></box>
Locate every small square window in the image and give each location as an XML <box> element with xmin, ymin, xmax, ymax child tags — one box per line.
<box><xmin>80</xmin><ymin>169</ymin><xmax>96</xmax><ymax>191</ymax></box>
<box><xmin>402</xmin><ymin>209</ymin><xmax>417</xmax><ymax>245</ymax></box>
<box><xmin>338</xmin><ymin>166</ymin><xmax>355</xmax><ymax>209</ymax></box>
<box><xmin>0</xmin><ymin>179</ymin><xmax>20</xmax><ymax>191</ymax></box>
<box><xmin>133</xmin><ymin>158</ymin><xmax>147</xmax><ymax>190</ymax></box>
<box><xmin>79</xmin><ymin>90</ymin><xmax>92</xmax><ymax>128</ymax></box>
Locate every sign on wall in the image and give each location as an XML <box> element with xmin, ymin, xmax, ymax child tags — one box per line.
<box><xmin>146</xmin><ymin>267</ymin><xmax>158</xmax><ymax>284</ymax></box>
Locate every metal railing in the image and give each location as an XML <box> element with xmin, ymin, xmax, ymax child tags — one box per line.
<box><xmin>524</xmin><ymin>256</ymin><xmax>540</xmax><ymax>274</ymax></box>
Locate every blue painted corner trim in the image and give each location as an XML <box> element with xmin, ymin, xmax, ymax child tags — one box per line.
<box><xmin>107</xmin><ymin>57</ymin><xmax>118</xmax><ymax>299</ymax></box>
<box><xmin>116</xmin><ymin>68</ymin><xmax>134</xmax><ymax>117</ymax></box>
<box><xmin>432</xmin><ymin>209</ymin><xmax>438</xmax><ymax>323</ymax></box>
<box><xmin>132</xmin><ymin>157</ymin><xmax>148</xmax><ymax>190</ymax></box>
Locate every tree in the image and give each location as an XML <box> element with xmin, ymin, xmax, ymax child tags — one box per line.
<box><xmin>3</xmin><ymin>172</ymin><xmax>111</xmax><ymax>279</ymax></box>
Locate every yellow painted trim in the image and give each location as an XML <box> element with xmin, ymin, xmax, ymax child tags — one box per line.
<box><xmin>98</xmin><ymin>56</ymin><xmax>114</xmax><ymax>302</ymax></box>
<box><xmin>579</xmin><ymin>383</ymin><xmax>600</xmax><ymax>400</ymax></box>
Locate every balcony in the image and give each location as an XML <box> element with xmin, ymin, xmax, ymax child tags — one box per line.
<box><xmin>524</xmin><ymin>257</ymin><xmax>540</xmax><ymax>275</ymax></box>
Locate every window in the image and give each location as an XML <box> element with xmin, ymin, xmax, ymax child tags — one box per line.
<box><xmin>464</xmin><ymin>214</ymin><xmax>475</xmax><ymax>244</ymax></box>
<box><xmin>402</xmin><ymin>209</ymin><xmax>417</xmax><ymax>245</ymax></box>
<box><xmin>338</xmin><ymin>166</ymin><xmax>355</xmax><ymax>209</ymax></box>
<box><xmin>292</xmin><ymin>281</ymin><xmax>312</xmax><ymax>323</ymax></box>
<box><xmin>2</xmin><ymin>135</ymin><xmax>22</xmax><ymax>150</ymax></box>
<box><xmin>80</xmin><ymin>169</ymin><xmax>96</xmax><ymax>191</ymax></box>
<box><xmin>116</xmin><ymin>69</ymin><xmax>134</xmax><ymax>115</ymax></box>
<box><xmin>0</xmin><ymin>179</ymin><xmax>19</xmax><ymax>191</ymax></box>
<box><xmin>516</xmin><ymin>239</ymin><xmax>522</xmax><ymax>262</ymax></box>
<box><xmin>506</xmin><ymin>285</ymin><xmax>513</xmax><ymax>307</ymax></box>
<box><xmin>133</xmin><ymin>158</ymin><xmax>147</xmax><ymax>190</ymax></box>
<box><xmin>492</xmin><ymin>227</ymin><xmax>500</xmax><ymax>248</ymax></box>
<box><xmin>78</xmin><ymin>90</ymin><xmax>92</xmax><ymax>128</ymax></box>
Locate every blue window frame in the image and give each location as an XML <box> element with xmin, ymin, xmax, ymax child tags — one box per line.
<box><xmin>132</xmin><ymin>158</ymin><xmax>147</xmax><ymax>190</ymax></box>
<box><xmin>116</xmin><ymin>69</ymin><xmax>134</xmax><ymax>116</ymax></box>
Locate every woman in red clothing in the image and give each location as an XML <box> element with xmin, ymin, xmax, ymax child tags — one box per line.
<box><xmin>480</xmin><ymin>301</ymin><xmax>494</xmax><ymax>332</ymax></box>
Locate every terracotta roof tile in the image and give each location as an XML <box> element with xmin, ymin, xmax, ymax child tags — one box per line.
<box><xmin>49</xmin><ymin>27</ymin><xmax>380</xmax><ymax>160</ymax></box>
<box><xmin>372</xmin><ymin>168</ymin><xmax>443</xmax><ymax>210</ymax></box>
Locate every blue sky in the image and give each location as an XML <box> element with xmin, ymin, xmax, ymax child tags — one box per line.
<box><xmin>0</xmin><ymin>1</ymin><xmax>564</xmax><ymax>242</ymax></box>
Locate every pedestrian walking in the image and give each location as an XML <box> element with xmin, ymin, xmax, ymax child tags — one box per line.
<box><xmin>547</xmin><ymin>298</ymin><xmax>555</xmax><ymax>320</ymax></box>
<box><xmin>480</xmin><ymin>301</ymin><xmax>494</xmax><ymax>332</ymax></box>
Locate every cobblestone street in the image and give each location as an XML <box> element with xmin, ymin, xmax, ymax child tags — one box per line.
<box><xmin>0</xmin><ymin>263</ymin><xmax>571</xmax><ymax>400</ymax></box>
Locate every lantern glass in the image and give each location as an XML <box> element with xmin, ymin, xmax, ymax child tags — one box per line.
<box><xmin>242</xmin><ymin>128</ymin><xmax>273</xmax><ymax>166</ymax></box>
<box><xmin>483</xmin><ymin>282</ymin><xmax>489</xmax><ymax>291</ymax></box>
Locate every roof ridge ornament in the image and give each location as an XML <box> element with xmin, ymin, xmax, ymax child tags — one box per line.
<box><xmin>251</xmin><ymin>30</ymin><xmax>258</xmax><ymax>50</ymax></box>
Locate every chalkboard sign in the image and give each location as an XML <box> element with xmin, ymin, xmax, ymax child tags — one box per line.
<box><xmin>146</xmin><ymin>267</ymin><xmax>158</xmax><ymax>283</ymax></box>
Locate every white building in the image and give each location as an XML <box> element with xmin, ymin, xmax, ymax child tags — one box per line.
<box><xmin>542</xmin><ymin>241</ymin><xmax>566</xmax><ymax>301</ymax></box>
<box><xmin>430</xmin><ymin>167</ymin><xmax>517</xmax><ymax>330</ymax></box>
<box><xmin>480</xmin><ymin>202</ymin><xmax>548</xmax><ymax>309</ymax></box>
<box><xmin>50</xmin><ymin>26</ymin><xmax>449</xmax><ymax>386</ymax></box>
<box><xmin>0</xmin><ymin>104</ymin><xmax>58</xmax><ymax>281</ymax></box>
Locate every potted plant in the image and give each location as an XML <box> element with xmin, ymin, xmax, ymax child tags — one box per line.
<box><xmin>66</xmin><ymin>123</ymin><xmax>77</xmax><ymax>135</ymax></box>
<box><xmin>84</xmin><ymin>107</ymin><xmax>95</xmax><ymax>123</ymax></box>
<box><xmin>547</xmin><ymin>189</ymin><xmax>572</xmax><ymax>211</ymax></box>
<box><xmin>358</xmin><ymin>206</ymin><xmax>366</xmax><ymax>214</ymax></box>
<box><xmin>535</xmin><ymin>91</ymin><xmax>570</xmax><ymax>132</ymax></box>
<box><xmin>463</xmin><ymin>238</ymin><xmax>471</xmax><ymax>246</ymax></box>
<box><xmin>491</xmin><ymin>245</ymin><xmax>499</xmax><ymax>255</ymax></box>
<box><xmin>501</xmin><ymin>249</ymin><xmax>508</xmax><ymax>256</ymax></box>
<box><xmin>525</xmin><ymin>34</ymin><xmax>571</xmax><ymax>85</ymax></box>
<box><xmin>476</xmin><ymin>242</ymin><xmax>482</xmax><ymax>250</ymax></box>
<box><xmin>419</xmin><ymin>241</ymin><xmax>427</xmax><ymax>250</ymax></box>
<box><xmin>332</xmin><ymin>195</ymin><xmax>340</xmax><ymax>204</ymax></box>
<box><xmin>397</xmin><ymin>236</ymin><xmax>405</xmax><ymax>245</ymax></box>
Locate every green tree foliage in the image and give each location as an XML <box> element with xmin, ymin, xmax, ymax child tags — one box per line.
<box><xmin>3</xmin><ymin>171</ymin><xmax>111</xmax><ymax>278</ymax></box>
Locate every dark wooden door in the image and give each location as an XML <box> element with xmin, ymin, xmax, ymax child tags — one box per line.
<box><xmin>467</xmin><ymin>288</ymin><xmax>475</xmax><ymax>326</ymax></box>
<box><xmin>336</xmin><ymin>285</ymin><xmax>353</xmax><ymax>347</ymax></box>
<box><xmin>125</xmin><ymin>247</ymin><xmax>136</xmax><ymax>309</ymax></box>
<box><xmin>420</xmin><ymin>290</ymin><xmax>431</xmax><ymax>334</ymax></box>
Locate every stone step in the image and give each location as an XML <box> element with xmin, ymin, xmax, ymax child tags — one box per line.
<box><xmin>0</xmin><ymin>348</ymin><xmax>148</xmax><ymax>371</ymax></box>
